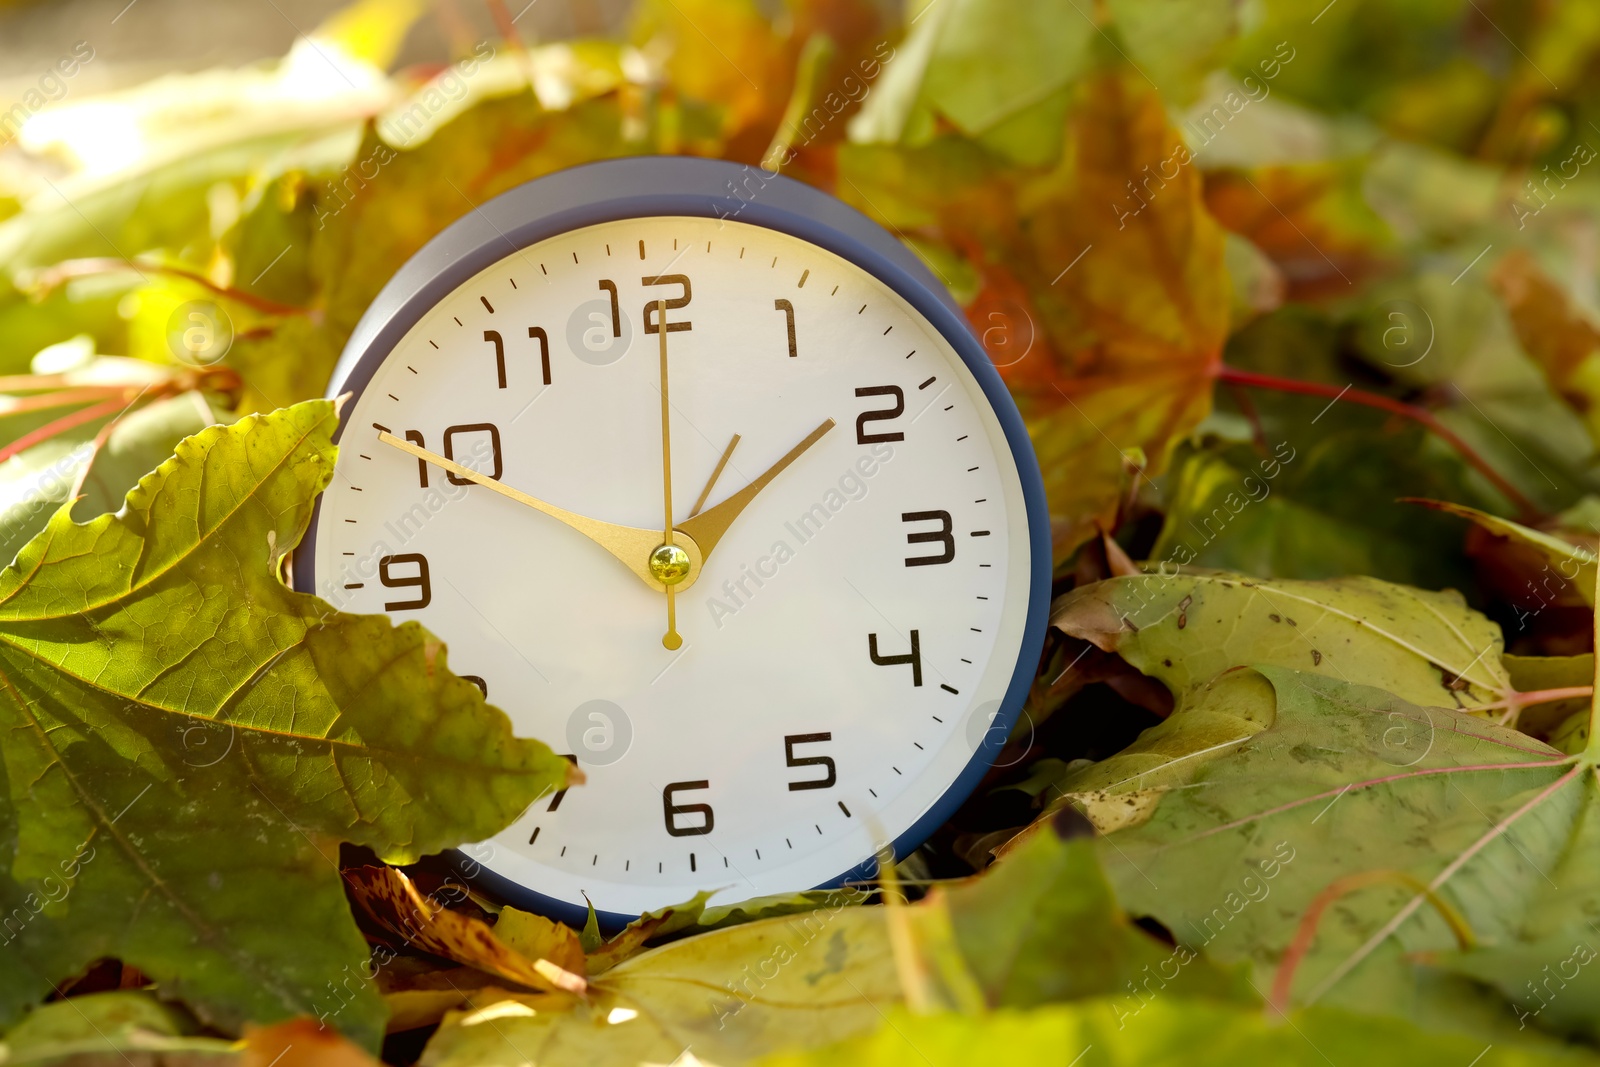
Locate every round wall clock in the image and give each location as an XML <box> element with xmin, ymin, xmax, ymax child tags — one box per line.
<box><xmin>293</xmin><ymin>157</ymin><xmax>1050</xmax><ymax>925</ymax></box>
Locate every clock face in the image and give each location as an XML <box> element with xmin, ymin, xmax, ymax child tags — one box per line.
<box><xmin>307</xmin><ymin>214</ymin><xmax>1033</xmax><ymax>917</ymax></box>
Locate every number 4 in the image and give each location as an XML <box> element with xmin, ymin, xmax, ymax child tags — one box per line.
<box><xmin>868</xmin><ymin>630</ymin><xmax>922</xmax><ymax>687</ymax></box>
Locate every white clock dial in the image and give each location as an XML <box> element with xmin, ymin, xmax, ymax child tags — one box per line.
<box><xmin>309</xmin><ymin>215</ymin><xmax>1032</xmax><ymax>917</ymax></box>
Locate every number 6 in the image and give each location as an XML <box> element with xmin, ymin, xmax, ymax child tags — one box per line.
<box><xmin>662</xmin><ymin>780</ymin><xmax>714</xmax><ymax>836</ymax></box>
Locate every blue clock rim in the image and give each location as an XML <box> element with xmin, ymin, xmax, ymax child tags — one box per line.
<box><xmin>291</xmin><ymin>155</ymin><xmax>1052</xmax><ymax>932</ymax></box>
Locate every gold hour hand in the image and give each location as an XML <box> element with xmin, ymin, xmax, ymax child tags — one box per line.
<box><xmin>376</xmin><ymin>431</ymin><xmax>666</xmax><ymax>588</ymax></box>
<box><xmin>675</xmin><ymin>418</ymin><xmax>836</xmax><ymax>562</ymax></box>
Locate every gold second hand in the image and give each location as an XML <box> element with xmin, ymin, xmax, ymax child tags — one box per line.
<box><xmin>659</xmin><ymin>298</ymin><xmax>682</xmax><ymax>651</ymax></box>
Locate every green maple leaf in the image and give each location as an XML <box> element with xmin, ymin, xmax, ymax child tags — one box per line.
<box><xmin>757</xmin><ymin>997</ymin><xmax>1600</xmax><ymax>1067</ymax></box>
<box><xmin>0</xmin><ymin>400</ymin><xmax>567</xmax><ymax>1049</ymax></box>
<box><xmin>1084</xmin><ymin>665</ymin><xmax>1600</xmax><ymax>1044</ymax></box>
<box><xmin>1052</xmin><ymin>570</ymin><xmax>1511</xmax><ymax>715</ymax></box>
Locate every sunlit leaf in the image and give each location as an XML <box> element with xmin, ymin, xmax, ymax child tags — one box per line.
<box><xmin>1052</xmin><ymin>570</ymin><xmax>1512</xmax><ymax>714</ymax></box>
<box><xmin>0</xmin><ymin>401</ymin><xmax>567</xmax><ymax>1047</ymax></box>
<box><xmin>1093</xmin><ymin>666</ymin><xmax>1599</xmax><ymax>1041</ymax></box>
<box><xmin>0</xmin><ymin>990</ymin><xmax>234</xmax><ymax>1066</ymax></box>
<box><xmin>758</xmin><ymin>997</ymin><xmax>1600</xmax><ymax>1067</ymax></box>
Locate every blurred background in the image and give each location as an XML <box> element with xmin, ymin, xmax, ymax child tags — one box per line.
<box><xmin>0</xmin><ymin>0</ymin><xmax>633</xmax><ymax>87</ymax></box>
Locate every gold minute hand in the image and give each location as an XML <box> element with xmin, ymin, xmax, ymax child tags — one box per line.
<box><xmin>675</xmin><ymin>418</ymin><xmax>836</xmax><ymax>563</ymax></box>
<box><xmin>376</xmin><ymin>431</ymin><xmax>667</xmax><ymax>589</ymax></box>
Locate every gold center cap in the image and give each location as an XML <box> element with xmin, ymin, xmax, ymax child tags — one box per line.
<box><xmin>649</xmin><ymin>542</ymin><xmax>692</xmax><ymax>585</ymax></box>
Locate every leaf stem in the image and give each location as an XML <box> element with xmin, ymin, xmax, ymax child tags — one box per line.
<box><xmin>0</xmin><ymin>386</ymin><xmax>131</xmax><ymax>417</ymax></box>
<box><xmin>0</xmin><ymin>395</ymin><xmax>136</xmax><ymax>465</ymax></box>
<box><xmin>1491</xmin><ymin>686</ymin><xmax>1596</xmax><ymax>709</ymax></box>
<box><xmin>1214</xmin><ymin>365</ymin><xmax>1540</xmax><ymax>521</ymax></box>
<box><xmin>23</xmin><ymin>257</ymin><xmax>310</xmax><ymax>318</ymax></box>
<box><xmin>1477</xmin><ymin>686</ymin><xmax>1595</xmax><ymax>726</ymax></box>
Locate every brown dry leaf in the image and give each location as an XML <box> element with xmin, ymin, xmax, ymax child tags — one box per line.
<box><xmin>1491</xmin><ymin>247</ymin><xmax>1600</xmax><ymax>447</ymax></box>
<box><xmin>1009</xmin><ymin>65</ymin><xmax>1231</xmax><ymax>557</ymax></box>
<box><xmin>240</xmin><ymin>1019</ymin><xmax>380</xmax><ymax>1067</ymax></box>
<box><xmin>838</xmin><ymin>58</ymin><xmax>1228</xmax><ymax>559</ymax></box>
<box><xmin>343</xmin><ymin>867</ymin><xmax>586</xmax><ymax>995</ymax></box>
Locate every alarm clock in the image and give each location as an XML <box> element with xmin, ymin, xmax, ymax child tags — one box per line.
<box><xmin>294</xmin><ymin>157</ymin><xmax>1050</xmax><ymax>925</ymax></box>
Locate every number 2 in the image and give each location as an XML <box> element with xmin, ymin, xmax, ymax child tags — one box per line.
<box><xmin>855</xmin><ymin>386</ymin><xmax>905</xmax><ymax>444</ymax></box>
<box><xmin>643</xmin><ymin>275</ymin><xmax>692</xmax><ymax>333</ymax></box>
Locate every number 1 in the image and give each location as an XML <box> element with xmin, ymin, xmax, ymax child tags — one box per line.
<box><xmin>775</xmin><ymin>299</ymin><xmax>796</xmax><ymax>357</ymax></box>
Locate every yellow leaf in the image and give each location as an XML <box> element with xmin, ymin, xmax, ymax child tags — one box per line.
<box><xmin>311</xmin><ymin>0</ymin><xmax>428</xmax><ymax>71</ymax></box>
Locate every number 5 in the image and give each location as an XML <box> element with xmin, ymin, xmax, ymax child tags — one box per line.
<box><xmin>784</xmin><ymin>733</ymin><xmax>836</xmax><ymax>790</ymax></box>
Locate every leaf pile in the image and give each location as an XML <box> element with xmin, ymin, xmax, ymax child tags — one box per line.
<box><xmin>7</xmin><ymin>0</ymin><xmax>1600</xmax><ymax>1064</ymax></box>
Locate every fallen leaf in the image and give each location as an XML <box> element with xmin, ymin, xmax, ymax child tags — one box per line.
<box><xmin>492</xmin><ymin>907</ymin><xmax>587</xmax><ymax>978</ymax></box>
<box><xmin>844</xmin><ymin>60</ymin><xmax>1230</xmax><ymax>558</ymax></box>
<box><xmin>240</xmin><ymin>1018</ymin><xmax>379</xmax><ymax>1067</ymax></box>
<box><xmin>0</xmin><ymin>990</ymin><xmax>234</xmax><ymax>1066</ymax></box>
<box><xmin>756</xmin><ymin>997</ymin><xmax>1600</xmax><ymax>1067</ymax></box>
<box><xmin>1491</xmin><ymin>249</ymin><xmax>1600</xmax><ymax>450</ymax></box>
<box><xmin>1148</xmin><ymin>426</ymin><xmax>1486</xmax><ymax>591</ymax></box>
<box><xmin>848</xmin><ymin>0</ymin><xmax>1094</xmax><ymax>166</ymax></box>
<box><xmin>1094</xmin><ymin>666</ymin><xmax>1600</xmax><ymax>1042</ymax></box>
<box><xmin>417</xmin><ymin>813</ymin><xmax>1227</xmax><ymax>1066</ymax></box>
<box><xmin>344</xmin><ymin>867</ymin><xmax>586</xmax><ymax>995</ymax></box>
<box><xmin>1203</xmin><ymin>164</ymin><xmax>1391</xmax><ymax>301</ymax></box>
<box><xmin>933</xmin><ymin>808</ymin><xmax>1254</xmax><ymax>1008</ymax></box>
<box><xmin>0</xmin><ymin>401</ymin><xmax>568</xmax><ymax>1047</ymax></box>
<box><xmin>1051</xmin><ymin>570</ymin><xmax>1512</xmax><ymax>713</ymax></box>
<box><xmin>1411</xmin><ymin>498</ymin><xmax>1595</xmax><ymax>607</ymax></box>
<box><xmin>420</xmin><ymin>901</ymin><xmax>901</xmax><ymax>1067</ymax></box>
<box><xmin>1103</xmin><ymin>0</ymin><xmax>1239</xmax><ymax>107</ymax></box>
<box><xmin>581</xmin><ymin>890</ymin><xmax>718</xmax><ymax>976</ymax></box>
<box><xmin>1350</xmin><ymin>273</ymin><xmax>1598</xmax><ymax>517</ymax></box>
